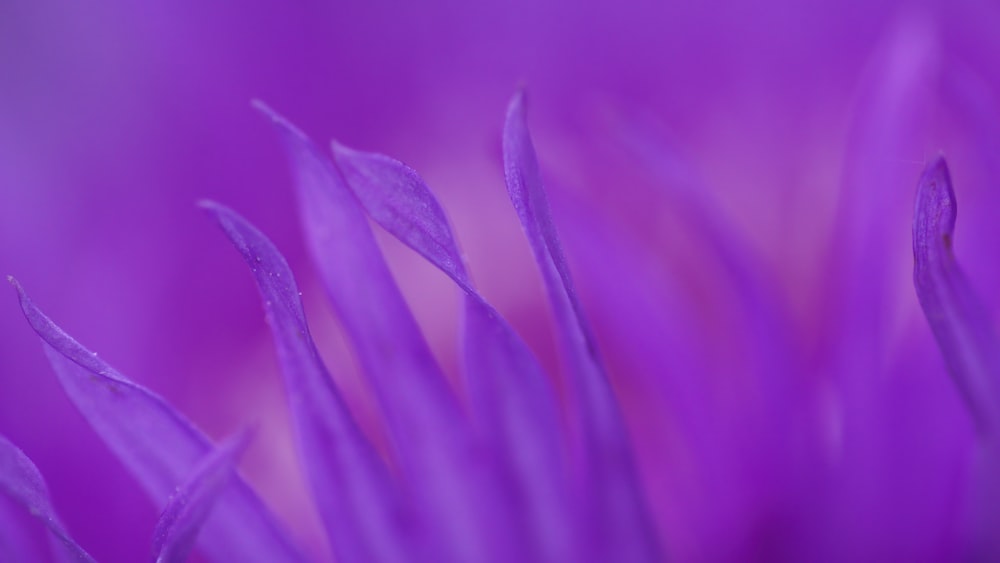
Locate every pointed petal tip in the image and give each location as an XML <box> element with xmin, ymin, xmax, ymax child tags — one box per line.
<box><xmin>199</xmin><ymin>201</ymin><xmax>244</xmax><ymax>240</ymax></box>
<box><xmin>250</xmin><ymin>99</ymin><xmax>283</xmax><ymax>125</ymax></box>
<box><xmin>197</xmin><ymin>199</ymin><xmax>230</xmax><ymax>219</ymax></box>
<box><xmin>920</xmin><ymin>154</ymin><xmax>950</xmax><ymax>186</ymax></box>
<box><xmin>152</xmin><ymin>428</ymin><xmax>257</xmax><ymax>563</ymax></box>
<box><xmin>195</xmin><ymin>199</ymin><xmax>223</xmax><ymax>214</ymax></box>
<box><xmin>329</xmin><ymin>138</ymin><xmax>354</xmax><ymax>159</ymax></box>
<box><xmin>506</xmin><ymin>90</ymin><xmax>528</xmax><ymax>124</ymax></box>
<box><xmin>200</xmin><ymin>202</ymin><xmax>255</xmax><ymax>244</ymax></box>
<box><xmin>251</xmin><ymin>101</ymin><xmax>311</xmax><ymax>146</ymax></box>
<box><xmin>7</xmin><ymin>276</ymin><xmax>23</xmax><ymax>301</ymax></box>
<box><xmin>915</xmin><ymin>155</ymin><xmax>956</xmax><ymax>244</ymax></box>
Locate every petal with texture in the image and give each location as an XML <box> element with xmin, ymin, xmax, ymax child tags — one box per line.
<box><xmin>204</xmin><ymin>201</ymin><xmax>412</xmax><ymax>563</ymax></box>
<box><xmin>152</xmin><ymin>430</ymin><xmax>252</xmax><ymax>563</ymax></box>
<box><xmin>0</xmin><ymin>434</ymin><xmax>94</xmax><ymax>563</ymax></box>
<box><xmin>502</xmin><ymin>92</ymin><xmax>661</xmax><ymax>561</ymax></box>
<box><xmin>331</xmin><ymin>141</ymin><xmax>572</xmax><ymax>560</ymax></box>
<box><xmin>912</xmin><ymin>157</ymin><xmax>1000</xmax><ymax>432</ymax></box>
<box><xmin>10</xmin><ymin>278</ymin><xmax>306</xmax><ymax>563</ymax></box>
<box><xmin>255</xmin><ymin>102</ymin><xmax>523</xmax><ymax>561</ymax></box>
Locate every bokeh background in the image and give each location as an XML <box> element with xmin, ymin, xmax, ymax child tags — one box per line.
<box><xmin>3</xmin><ymin>0</ymin><xmax>1000</xmax><ymax>560</ymax></box>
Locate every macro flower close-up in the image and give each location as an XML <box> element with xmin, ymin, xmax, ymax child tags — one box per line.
<box><xmin>4</xmin><ymin>0</ymin><xmax>1000</xmax><ymax>561</ymax></box>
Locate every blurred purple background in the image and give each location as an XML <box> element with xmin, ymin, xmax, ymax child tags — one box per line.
<box><xmin>4</xmin><ymin>0</ymin><xmax>1000</xmax><ymax>560</ymax></box>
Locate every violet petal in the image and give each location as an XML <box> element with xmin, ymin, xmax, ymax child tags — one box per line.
<box><xmin>0</xmin><ymin>434</ymin><xmax>94</xmax><ymax>562</ymax></box>
<box><xmin>502</xmin><ymin>91</ymin><xmax>662</xmax><ymax>561</ymax></box>
<box><xmin>255</xmin><ymin>102</ymin><xmax>524</xmax><ymax>561</ymax></box>
<box><xmin>331</xmin><ymin>141</ymin><xmax>471</xmax><ymax>288</ymax></box>
<box><xmin>912</xmin><ymin>157</ymin><xmax>1000</xmax><ymax>432</ymax></box>
<box><xmin>203</xmin><ymin>201</ymin><xmax>412</xmax><ymax>563</ymax></box>
<box><xmin>9</xmin><ymin>277</ymin><xmax>306</xmax><ymax>563</ymax></box>
<box><xmin>152</xmin><ymin>429</ymin><xmax>253</xmax><ymax>563</ymax></box>
<box><xmin>331</xmin><ymin>142</ymin><xmax>573</xmax><ymax>559</ymax></box>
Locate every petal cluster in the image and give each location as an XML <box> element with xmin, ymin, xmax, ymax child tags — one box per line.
<box><xmin>3</xmin><ymin>94</ymin><xmax>660</xmax><ymax>562</ymax></box>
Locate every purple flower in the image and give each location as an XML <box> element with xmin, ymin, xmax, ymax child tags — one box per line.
<box><xmin>5</xmin><ymin>1</ymin><xmax>1000</xmax><ymax>561</ymax></box>
<box><xmin>4</xmin><ymin>93</ymin><xmax>662</xmax><ymax>562</ymax></box>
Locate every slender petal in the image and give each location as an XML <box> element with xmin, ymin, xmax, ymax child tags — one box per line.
<box><xmin>822</xmin><ymin>21</ymin><xmax>946</xmax><ymax>559</ymax></box>
<box><xmin>255</xmin><ymin>102</ymin><xmax>525</xmax><ymax>561</ymax></box>
<box><xmin>833</xmin><ymin>18</ymin><xmax>938</xmax><ymax>380</ymax></box>
<box><xmin>9</xmin><ymin>277</ymin><xmax>306</xmax><ymax>563</ymax></box>
<box><xmin>502</xmin><ymin>91</ymin><xmax>661</xmax><ymax>561</ymax></box>
<box><xmin>331</xmin><ymin>142</ymin><xmax>573</xmax><ymax>560</ymax></box>
<box><xmin>331</xmin><ymin>141</ymin><xmax>472</xmax><ymax>288</ymax></box>
<box><xmin>203</xmin><ymin>201</ymin><xmax>412</xmax><ymax>563</ymax></box>
<box><xmin>912</xmin><ymin>157</ymin><xmax>1000</xmax><ymax>432</ymax></box>
<box><xmin>152</xmin><ymin>429</ymin><xmax>253</xmax><ymax>563</ymax></box>
<box><xmin>913</xmin><ymin>157</ymin><xmax>1000</xmax><ymax>559</ymax></box>
<box><xmin>0</xmin><ymin>434</ymin><xmax>94</xmax><ymax>563</ymax></box>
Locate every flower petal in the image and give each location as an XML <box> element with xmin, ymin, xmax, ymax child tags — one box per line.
<box><xmin>9</xmin><ymin>277</ymin><xmax>306</xmax><ymax>563</ymax></box>
<box><xmin>152</xmin><ymin>429</ymin><xmax>252</xmax><ymax>563</ymax></box>
<box><xmin>912</xmin><ymin>157</ymin><xmax>1000</xmax><ymax>432</ymax></box>
<box><xmin>330</xmin><ymin>142</ymin><xmax>573</xmax><ymax>559</ymax></box>
<box><xmin>0</xmin><ymin>434</ymin><xmax>94</xmax><ymax>562</ymax></box>
<box><xmin>331</xmin><ymin>141</ymin><xmax>472</xmax><ymax>288</ymax></box>
<box><xmin>913</xmin><ymin>158</ymin><xmax>1000</xmax><ymax>559</ymax></box>
<box><xmin>203</xmin><ymin>201</ymin><xmax>412</xmax><ymax>563</ymax></box>
<box><xmin>255</xmin><ymin>102</ymin><xmax>525</xmax><ymax>561</ymax></box>
<box><xmin>502</xmin><ymin>91</ymin><xmax>661</xmax><ymax>561</ymax></box>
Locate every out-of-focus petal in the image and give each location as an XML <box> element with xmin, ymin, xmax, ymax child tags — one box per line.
<box><xmin>0</xmin><ymin>434</ymin><xmax>94</xmax><ymax>563</ymax></box>
<box><xmin>203</xmin><ymin>201</ymin><xmax>412</xmax><ymax>563</ymax></box>
<box><xmin>832</xmin><ymin>17</ymin><xmax>939</xmax><ymax>379</ymax></box>
<box><xmin>255</xmin><ymin>103</ymin><xmax>525</xmax><ymax>561</ymax></box>
<box><xmin>152</xmin><ymin>429</ymin><xmax>252</xmax><ymax>563</ymax></box>
<box><xmin>331</xmin><ymin>142</ymin><xmax>573</xmax><ymax>560</ymax></box>
<box><xmin>502</xmin><ymin>91</ymin><xmax>661</xmax><ymax>561</ymax></box>
<box><xmin>9</xmin><ymin>278</ymin><xmax>306</xmax><ymax>563</ymax></box>
<box><xmin>912</xmin><ymin>157</ymin><xmax>1000</xmax><ymax>559</ymax></box>
<box><xmin>912</xmin><ymin>157</ymin><xmax>1000</xmax><ymax>432</ymax></box>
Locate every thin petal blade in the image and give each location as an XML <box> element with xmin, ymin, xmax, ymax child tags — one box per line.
<box><xmin>0</xmin><ymin>434</ymin><xmax>94</xmax><ymax>562</ymax></box>
<box><xmin>912</xmin><ymin>157</ymin><xmax>1000</xmax><ymax>431</ymax></box>
<box><xmin>254</xmin><ymin>102</ymin><xmax>521</xmax><ymax>561</ymax></box>
<box><xmin>203</xmin><ymin>202</ymin><xmax>411</xmax><ymax>563</ymax></box>
<box><xmin>9</xmin><ymin>278</ymin><xmax>306</xmax><ymax>563</ymax></box>
<box><xmin>502</xmin><ymin>92</ymin><xmax>662</xmax><ymax>561</ymax></box>
<box><xmin>152</xmin><ymin>429</ymin><xmax>253</xmax><ymax>563</ymax></box>
<box><xmin>913</xmin><ymin>158</ymin><xmax>1000</xmax><ymax>559</ymax></box>
<box><xmin>331</xmin><ymin>141</ymin><xmax>471</xmax><ymax>288</ymax></box>
<box><xmin>330</xmin><ymin>143</ymin><xmax>573</xmax><ymax>559</ymax></box>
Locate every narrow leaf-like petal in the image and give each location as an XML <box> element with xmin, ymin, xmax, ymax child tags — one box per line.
<box><xmin>502</xmin><ymin>92</ymin><xmax>662</xmax><ymax>562</ymax></box>
<box><xmin>0</xmin><ymin>434</ymin><xmax>94</xmax><ymax>563</ymax></box>
<box><xmin>152</xmin><ymin>429</ymin><xmax>253</xmax><ymax>563</ymax></box>
<box><xmin>332</xmin><ymin>141</ymin><xmax>471</xmax><ymax>288</ymax></box>
<box><xmin>9</xmin><ymin>278</ymin><xmax>306</xmax><ymax>563</ymax></box>
<box><xmin>912</xmin><ymin>157</ymin><xmax>1000</xmax><ymax>432</ymax></box>
<box><xmin>255</xmin><ymin>101</ymin><xmax>523</xmax><ymax>561</ymax></box>
<box><xmin>331</xmin><ymin>143</ymin><xmax>573</xmax><ymax>559</ymax></box>
<box><xmin>203</xmin><ymin>201</ymin><xmax>411</xmax><ymax>563</ymax></box>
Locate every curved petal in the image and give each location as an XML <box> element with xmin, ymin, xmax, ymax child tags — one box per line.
<box><xmin>502</xmin><ymin>91</ymin><xmax>662</xmax><ymax>561</ymax></box>
<box><xmin>912</xmin><ymin>157</ymin><xmax>1000</xmax><ymax>432</ymax></box>
<box><xmin>913</xmin><ymin>157</ymin><xmax>1000</xmax><ymax>559</ymax></box>
<box><xmin>330</xmin><ymin>142</ymin><xmax>573</xmax><ymax>560</ymax></box>
<box><xmin>0</xmin><ymin>434</ymin><xmax>94</xmax><ymax>563</ymax></box>
<box><xmin>9</xmin><ymin>278</ymin><xmax>306</xmax><ymax>563</ymax></box>
<box><xmin>255</xmin><ymin>101</ymin><xmax>536</xmax><ymax>561</ymax></box>
<box><xmin>331</xmin><ymin>141</ymin><xmax>472</xmax><ymax>288</ymax></box>
<box><xmin>152</xmin><ymin>429</ymin><xmax>252</xmax><ymax>563</ymax></box>
<box><xmin>203</xmin><ymin>201</ymin><xmax>412</xmax><ymax>563</ymax></box>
